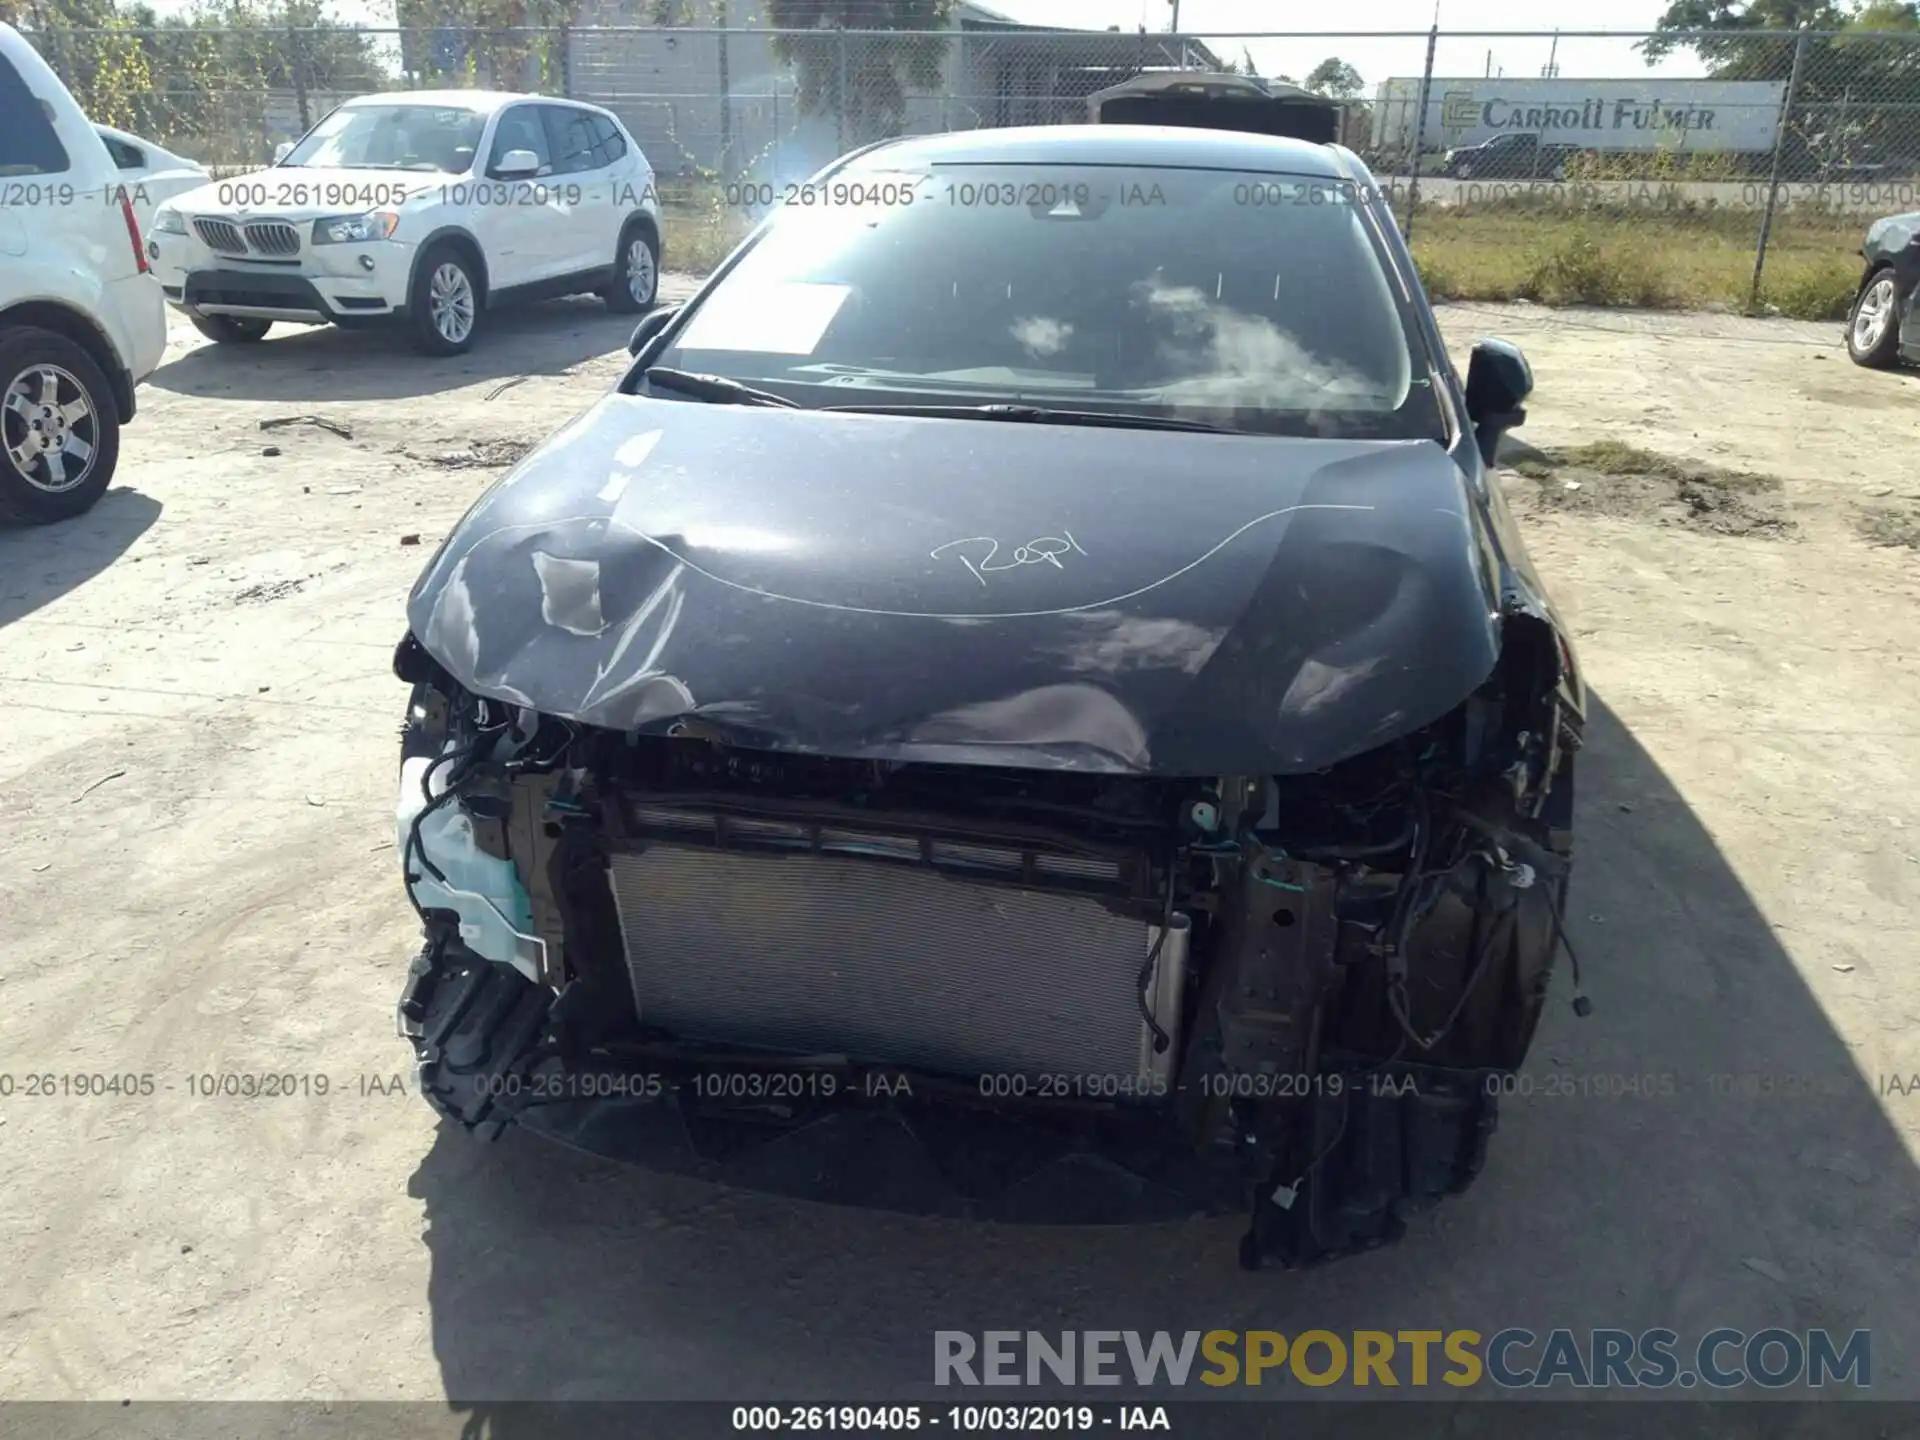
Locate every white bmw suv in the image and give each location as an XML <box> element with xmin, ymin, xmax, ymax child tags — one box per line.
<box><xmin>147</xmin><ymin>90</ymin><xmax>663</xmax><ymax>356</ymax></box>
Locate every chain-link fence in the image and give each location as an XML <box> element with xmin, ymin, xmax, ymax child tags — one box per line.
<box><xmin>15</xmin><ymin>22</ymin><xmax>1216</xmax><ymax>175</ymax></box>
<box><xmin>20</xmin><ymin>20</ymin><xmax>1920</xmax><ymax>310</ymax></box>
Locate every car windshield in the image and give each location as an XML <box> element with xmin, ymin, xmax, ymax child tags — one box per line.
<box><xmin>644</xmin><ymin>160</ymin><xmax>1444</xmax><ymax>440</ymax></box>
<box><xmin>282</xmin><ymin>104</ymin><xmax>484</xmax><ymax>173</ymax></box>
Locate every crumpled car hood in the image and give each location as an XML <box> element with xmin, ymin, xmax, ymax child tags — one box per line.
<box><xmin>407</xmin><ymin>395</ymin><xmax>1503</xmax><ymax>776</ymax></box>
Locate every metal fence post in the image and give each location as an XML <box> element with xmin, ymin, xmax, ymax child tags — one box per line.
<box><xmin>1403</xmin><ymin>24</ymin><xmax>1438</xmax><ymax>240</ymax></box>
<box><xmin>718</xmin><ymin>11</ymin><xmax>733</xmax><ymax>180</ymax></box>
<box><xmin>1749</xmin><ymin>23</ymin><xmax>1810</xmax><ymax>313</ymax></box>
<box><xmin>944</xmin><ymin>30</ymin><xmax>959</xmax><ymax>133</ymax></box>
<box><xmin>1831</xmin><ymin>85</ymin><xmax>1851</xmax><ymax>181</ymax></box>
<box><xmin>288</xmin><ymin>24</ymin><xmax>311</xmax><ymax>132</ymax></box>
<box><xmin>836</xmin><ymin>27</ymin><xmax>849</xmax><ymax>152</ymax></box>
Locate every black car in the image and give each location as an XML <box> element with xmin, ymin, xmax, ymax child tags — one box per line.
<box><xmin>390</xmin><ymin>124</ymin><xmax>1587</xmax><ymax>1271</ymax></box>
<box><xmin>1846</xmin><ymin>210</ymin><xmax>1920</xmax><ymax>368</ymax></box>
<box><xmin>1440</xmin><ymin>131</ymin><xmax>1582</xmax><ymax>182</ymax></box>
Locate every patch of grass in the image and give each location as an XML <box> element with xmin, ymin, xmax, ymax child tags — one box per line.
<box><xmin>1411</xmin><ymin>204</ymin><xmax>1861</xmax><ymax>319</ymax></box>
<box><xmin>1540</xmin><ymin>440</ymin><xmax>1779</xmax><ymax>489</ymax></box>
<box><xmin>1757</xmin><ymin>265</ymin><xmax>1859</xmax><ymax>322</ymax></box>
<box><xmin>1564</xmin><ymin>148</ymin><xmax>1748</xmax><ymax>183</ymax></box>
<box><xmin>655</xmin><ymin>179</ymin><xmax>757</xmax><ymax>275</ymax></box>
<box><xmin>1853</xmin><ymin>504</ymin><xmax>1920</xmax><ymax>549</ymax></box>
<box><xmin>1516</xmin><ymin>230</ymin><xmax>1675</xmax><ymax>308</ymax></box>
<box><xmin>1511</xmin><ymin>442</ymin><xmax>1792</xmax><ymax>538</ymax></box>
<box><xmin>1413</xmin><ymin>252</ymin><xmax>1459</xmax><ymax>300</ymax></box>
<box><xmin>662</xmin><ymin>196</ymin><xmax>755</xmax><ymax>276</ymax></box>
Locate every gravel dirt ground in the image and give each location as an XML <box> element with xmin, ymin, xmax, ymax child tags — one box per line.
<box><xmin>2</xmin><ymin>288</ymin><xmax>1917</xmax><ymax>1413</ymax></box>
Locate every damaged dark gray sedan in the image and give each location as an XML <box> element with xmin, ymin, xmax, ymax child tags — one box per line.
<box><xmin>391</xmin><ymin>124</ymin><xmax>1587</xmax><ymax>1270</ymax></box>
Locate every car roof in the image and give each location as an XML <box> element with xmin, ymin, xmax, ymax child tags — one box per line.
<box><xmin>338</xmin><ymin>89</ymin><xmax>594</xmax><ymax>116</ymax></box>
<box><xmin>858</xmin><ymin>124</ymin><xmax>1348</xmax><ymax>177</ymax></box>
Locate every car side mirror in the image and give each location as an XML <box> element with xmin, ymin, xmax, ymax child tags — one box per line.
<box><xmin>628</xmin><ymin>304</ymin><xmax>680</xmax><ymax>357</ymax></box>
<box><xmin>1464</xmin><ymin>338</ymin><xmax>1533</xmax><ymax>467</ymax></box>
<box><xmin>273</xmin><ymin>141</ymin><xmax>293</xmax><ymax>164</ymax></box>
<box><xmin>495</xmin><ymin>148</ymin><xmax>542</xmax><ymax>179</ymax></box>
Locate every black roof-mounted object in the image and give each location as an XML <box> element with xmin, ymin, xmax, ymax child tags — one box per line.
<box><xmin>1087</xmin><ymin>71</ymin><xmax>1340</xmax><ymax>145</ymax></box>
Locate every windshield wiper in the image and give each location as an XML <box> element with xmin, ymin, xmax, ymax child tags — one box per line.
<box><xmin>819</xmin><ymin>402</ymin><xmax>1243</xmax><ymax>433</ymax></box>
<box><xmin>642</xmin><ymin>367</ymin><xmax>799</xmax><ymax>408</ymax></box>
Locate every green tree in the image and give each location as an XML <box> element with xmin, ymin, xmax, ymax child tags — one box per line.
<box><xmin>766</xmin><ymin>0</ymin><xmax>952</xmax><ymax>145</ymax></box>
<box><xmin>1639</xmin><ymin>0</ymin><xmax>1920</xmax><ymax>91</ymax></box>
<box><xmin>152</xmin><ymin>1</ymin><xmax>390</xmax><ymax>161</ymax></box>
<box><xmin>395</xmin><ymin>0</ymin><xmax>576</xmax><ymax>93</ymax></box>
<box><xmin>1640</xmin><ymin>0</ymin><xmax>1920</xmax><ymax>170</ymax></box>
<box><xmin>2</xmin><ymin>0</ymin><xmax>157</xmax><ymax>128</ymax></box>
<box><xmin>1639</xmin><ymin>0</ymin><xmax>1845</xmax><ymax>69</ymax></box>
<box><xmin>212</xmin><ymin>0</ymin><xmax>386</xmax><ymax>92</ymax></box>
<box><xmin>6</xmin><ymin>0</ymin><xmax>389</xmax><ymax>158</ymax></box>
<box><xmin>1303</xmin><ymin>55</ymin><xmax>1363</xmax><ymax>100</ymax></box>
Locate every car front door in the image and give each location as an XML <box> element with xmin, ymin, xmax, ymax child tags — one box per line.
<box><xmin>1482</xmin><ymin>133</ymin><xmax>1520</xmax><ymax>176</ymax></box>
<box><xmin>479</xmin><ymin>102</ymin><xmax>560</xmax><ymax>287</ymax></box>
<box><xmin>538</xmin><ymin>103</ymin><xmax>614</xmax><ymax>277</ymax></box>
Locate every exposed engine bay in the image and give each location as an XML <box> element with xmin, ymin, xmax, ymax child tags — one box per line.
<box><xmin>392</xmin><ymin>624</ymin><xmax>1583</xmax><ymax>1270</ymax></box>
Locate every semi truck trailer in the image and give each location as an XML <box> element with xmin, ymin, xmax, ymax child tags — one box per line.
<box><xmin>1371</xmin><ymin>76</ymin><xmax>1788</xmax><ymax>171</ymax></box>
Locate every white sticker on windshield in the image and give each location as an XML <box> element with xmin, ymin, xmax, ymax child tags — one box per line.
<box><xmin>676</xmin><ymin>282</ymin><xmax>851</xmax><ymax>356</ymax></box>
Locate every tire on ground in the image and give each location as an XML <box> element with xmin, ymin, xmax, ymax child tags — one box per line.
<box><xmin>406</xmin><ymin>240</ymin><xmax>485</xmax><ymax>357</ymax></box>
<box><xmin>189</xmin><ymin>313</ymin><xmax>271</xmax><ymax>344</ymax></box>
<box><xmin>1847</xmin><ymin>266</ymin><xmax>1906</xmax><ymax>369</ymax></box>
<box><xmin>602</xmin><ymin>222</ymin><xmax>660</xmax><ymax>315</ymax></box>
<box><xmin>0</xmin><ymin>324</ymin><xmax>122</xmax><ymax>525</ymax></box>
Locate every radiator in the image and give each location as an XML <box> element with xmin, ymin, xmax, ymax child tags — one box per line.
<box><xmin>605</xmin><ymin>820</ymin><xmax>1188</xmax><ymax>1085</ymax></box>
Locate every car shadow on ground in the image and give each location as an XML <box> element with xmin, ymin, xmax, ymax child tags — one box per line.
<box><xmin>408</xmin><ymin>692</ymin><xmax>1918</xmax><ymax>1418</ymax></box>
<box><xmin>0</xmin><ymin>487</ymin><xmax>161</xmax><ymax>629</ymax></box>
<box><xmin>143</xmin><ymin>300</ymin><xmax>645</xmax><ymax>404</ymax></box>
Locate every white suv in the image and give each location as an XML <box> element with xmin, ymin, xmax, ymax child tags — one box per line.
<box><xmin>147</xmin><ymin>90</ymin><xmax>664</xmax><ymax>356</ymax></box>
<box><xmin>0</xmin><ymin>23</ymin><xmax>168</xmax><ymax>524</ymax></box>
